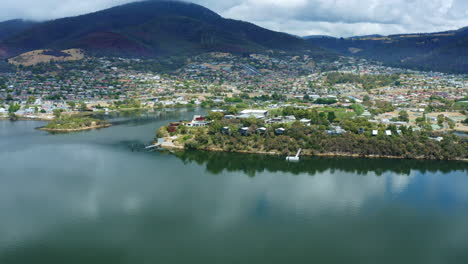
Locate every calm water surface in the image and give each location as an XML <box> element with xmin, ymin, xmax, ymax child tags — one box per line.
<box><xmin>0</xmin><ymin>109</ymin><xmax>467</xmax><ymax>264</ymax></box>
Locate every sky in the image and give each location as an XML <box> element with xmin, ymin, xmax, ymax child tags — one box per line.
<box><xmin>1</xmin><ymin>0</ymin><xmax>468</xmax><ymax>37</ymax></box>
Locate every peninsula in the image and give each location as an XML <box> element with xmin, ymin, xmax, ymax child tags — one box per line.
<box><xmin>39</xmin><ymin>116</ymin><xmax>111</xmax><ymax>132</ymax></box>
<box><xmin>156</xmin><ymin>110</ymin><xmax>468</xmax><ymax>161</ymax></box>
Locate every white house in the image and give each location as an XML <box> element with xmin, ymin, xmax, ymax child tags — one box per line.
<box><xmin>187</xmin><ymin>115</ymin><xmax>208</xmax><ymax>127</ymax></box>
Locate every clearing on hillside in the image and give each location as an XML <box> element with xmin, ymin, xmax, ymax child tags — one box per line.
<box><xmin>8</xmin><ymin>49</ymin><xmax>85</xmax><ymax>66</ymax></box>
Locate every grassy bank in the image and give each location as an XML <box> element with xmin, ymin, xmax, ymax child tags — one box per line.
<box><xmin>40</xmin><ymin>116</ymin><xmax>111</xmax><ymax>132</ymax></box>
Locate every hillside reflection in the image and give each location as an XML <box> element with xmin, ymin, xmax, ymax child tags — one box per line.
<box><xmin>174</xmin><ymin>151</ymin><xmax>468</xmax><ymax>177</ymax></box>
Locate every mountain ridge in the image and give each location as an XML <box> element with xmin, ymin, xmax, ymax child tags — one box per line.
<box><xmin>307</xmin><ymin>26</ymin><xmax>468</xmax><ymax>73</ymax></box>
<box><xmin>0</xmin><ymin>1</ymin><xmax>330</xmax><ymax>60</ymax></box>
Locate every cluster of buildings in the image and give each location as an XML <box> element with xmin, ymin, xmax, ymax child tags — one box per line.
<box><xmin>0</xmin><ymin>53</ymin><xmax>466</xmax><ymax>130</ymax></box>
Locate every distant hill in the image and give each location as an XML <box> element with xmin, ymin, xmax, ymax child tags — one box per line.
<box><xmin>0</xmin><ymin>19</ymin><xmax>36</xmax><ymax>41</ymax></box>
<box><xmin>307</xmin><ymin>27</ymin><xmax>468</xmax><ymax>73</ymax></box>
<box><xmin>0</xmin><ymin>1</ymin><xmax>331</xmax><ymax>60</ymax></box>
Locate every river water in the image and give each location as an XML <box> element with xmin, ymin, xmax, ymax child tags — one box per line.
<box><xmin>0</xmin><ymin>109</ymin><xmax>467</xmax><ymax>264</ymax></box>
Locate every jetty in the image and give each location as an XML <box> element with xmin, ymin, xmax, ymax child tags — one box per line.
<box><xmin>286</xmin><ymin>148</ymin><xmax>302</xmax><ymax>162</ymax></box>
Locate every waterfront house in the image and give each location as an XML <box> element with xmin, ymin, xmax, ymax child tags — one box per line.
<box><xmin>221</xmin><ymin>127</ymin><xmax>230</xmax><ymax>135</ymax></box>
<box><xmin>257</xmin><ymin>127</ymin><xmax>267</xmax><ymax>135</ymax></box>
<box><xmin>239</xmin><ymin>127</ymin><xmax>250</xmax><ymax>136</ymax></box>
<box><xmin>275</xmin><ymin>128</ymin><xmax>286</xmax><ymax>135</ymax></box>
<box><xmin>187</xmin><ymin>115</ymin><xmax>208</xmax><ymax>127</ymax></box>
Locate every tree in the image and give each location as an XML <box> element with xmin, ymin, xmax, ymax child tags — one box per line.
<box><xmin>437</xmin><ymin>114</ymin><xmax>445</xmax><ymax>126</ymax></box>
<box><xmin>68</xmin><ymin>101</ymin><xmax>76</xmax><ymax>110</ymax></box>
<box><xmin>447</xmin><ymin>119</ymin><xmax>455</xmax><ymax>129</ymax></box>
<box><xmin>53</xmin><ymin>109</ymin><xmax>62</xmax><ymax>118</ymax></box>
<box><xmin>80</xmin><ymin>102</ymin><xmax>88</xmax><ymax>111</ymax></box>
<box><xmin>350</xmin><ymin>104</ymin><xmax>365</xmax><ymax>116</ymax></box>
<box><xmin>26</xmin><ymin>96</ymin><xmax>36</xmax><ymax>105</ymax></box>
<box><xmin>8</xmin><ymin>103</ymin><xmax>20</xmax><ymax>113</ymax></box>
<box><xmin>398</xmin><ymin>110</ymin><xmax>409</xmax><ymax>122</ymax></box>
<box><xmin>327</xmin><ymin>112</ymin><xmax>336</xmax><ymax>123</ymax></box>
<box><xmin>207</xmin><ymin>111</ymin><xmax>224</xmax><ymax>121</ymax></box>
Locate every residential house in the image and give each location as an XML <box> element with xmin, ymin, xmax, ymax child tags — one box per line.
<box><xmin>239</xmin><ymin>127</ymin><xmax>250</xmax><ymax>136</ymax></box>
<box><xmin>257</xmin><ymin>127</ymin><xmax>267</xmax><ymax>135</ymax></box>
<box><xmin>275</xmin><ymin>128</ymin><xmax>286</xmax><ymax>135</ymax></box>
<box><xmin>187</xmin><ymin>115</ymin><xmax>208</xmax><ymax>127</ymax></box>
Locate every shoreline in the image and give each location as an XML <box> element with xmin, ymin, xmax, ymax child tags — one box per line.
<box><xmin>157</xmin><ymin>140</ymin><xmax>468</xmax><ymax>162</ymax></box>
<box><xmin>38</xmin><ymin>124</ymin><xmax>112</xmax><ymax>132</ymax></box>
<box><xmin>0</xmin><ymin>116</ymin><xmax>54</xmax><ymax>121</ymax></box>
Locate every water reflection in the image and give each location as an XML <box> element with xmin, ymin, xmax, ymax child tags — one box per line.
<box><xmin>174</xmin><ymin>150</ymin><xmax>468</xmax><ymax>177</ymax></box>
<box><xmin>1</xmin><ymin>112</ymin><xmax>468</xmax><ymax>264</ymax></box>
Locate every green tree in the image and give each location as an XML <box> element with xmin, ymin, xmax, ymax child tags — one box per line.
<box><xmin>207</xmin><ymin>111</ymin><xmax>224</xmax><ymax>121</ymax></box>
<box><xmin>26</xmin><ymin>96</ymin><xmax>36</xmax><ymax>105</ymax></box>
<box><xmin>398</xmin><ymin>110</ymin><xmax>409</xmax><ymax>122</ymax></box>
<box><xmin>327</xmin><ymin>112</ymin><xmax>336</xmax><ymax>123</ymax></box>
<box><xmin>350</xmin><ymin>104</ymin><xmax>365</xmax><ymax>115</ymax></box>
<box><xmin>68</xmin><ymin>101</ymin><xmax>76</xmax><ymax>110</ymax></box>
<box><xmin>53</xmin><ymin>109</ymin><xmax>63</xmax><ymax>118</ymax></box>
<box><xmin>447</xmin><ymin>119</ymin><xmax>455</xmax><ymax>129</ymax></box>
<box><xmin>80</xmin><ymin>102</ymin><xmax>88</xmax><ymax>111</ymax></box>
<box><xmin>437</xmin><ymin>114</ymin><xmax>445</xmax><ymax>126</ymax></box>
<box><xmin>8</xmin><ymin>103</ymin><xmax>20</xmax><ymax>113</ymax></box>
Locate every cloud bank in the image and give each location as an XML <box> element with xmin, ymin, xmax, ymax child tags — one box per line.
<box><xmin>1</xmin><ymin>0</ymin><xmax>467</xmax><ymax>37</ymax></box>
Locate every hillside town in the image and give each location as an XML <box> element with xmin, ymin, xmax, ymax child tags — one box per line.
<box><xmin>0</xmin><ymin>53</ymin><xmax>467</xmax><ymax>132</ymax></box>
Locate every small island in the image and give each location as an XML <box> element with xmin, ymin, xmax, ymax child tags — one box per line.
<box><xmin>156</xmin><ymin>109</ymin><xmax>468</xmax><ymax>161</ymax></box>
<box><xmin>40</xmin><ymin>116</ymin><xmax>111</xmax><ymax>132</ymax></box>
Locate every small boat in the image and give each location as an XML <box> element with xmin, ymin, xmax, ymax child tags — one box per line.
<box><xmin>286</xmin><ymin>156</ymin><xmax>300</xmax><ymax>162</ymax></box>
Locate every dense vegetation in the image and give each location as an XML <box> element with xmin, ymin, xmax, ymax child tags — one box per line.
<box><xmin>0</xmin><ymin>19</ymin><xmax>36</xmax><ymax>41</ymax></box>
<box><xmin>44</xmin><ymin>116</ymin><xmax>110</xmax><ymax>130</ymax></box>
<box><xmin>308</xmin><ymin>27</ymin><xmax>468</xmax><ymax>73</ymax></box>
<box><xmin>159</xmin><ymin>109</ymin><xmax>467</xmax><ymax>161</ymax></box>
